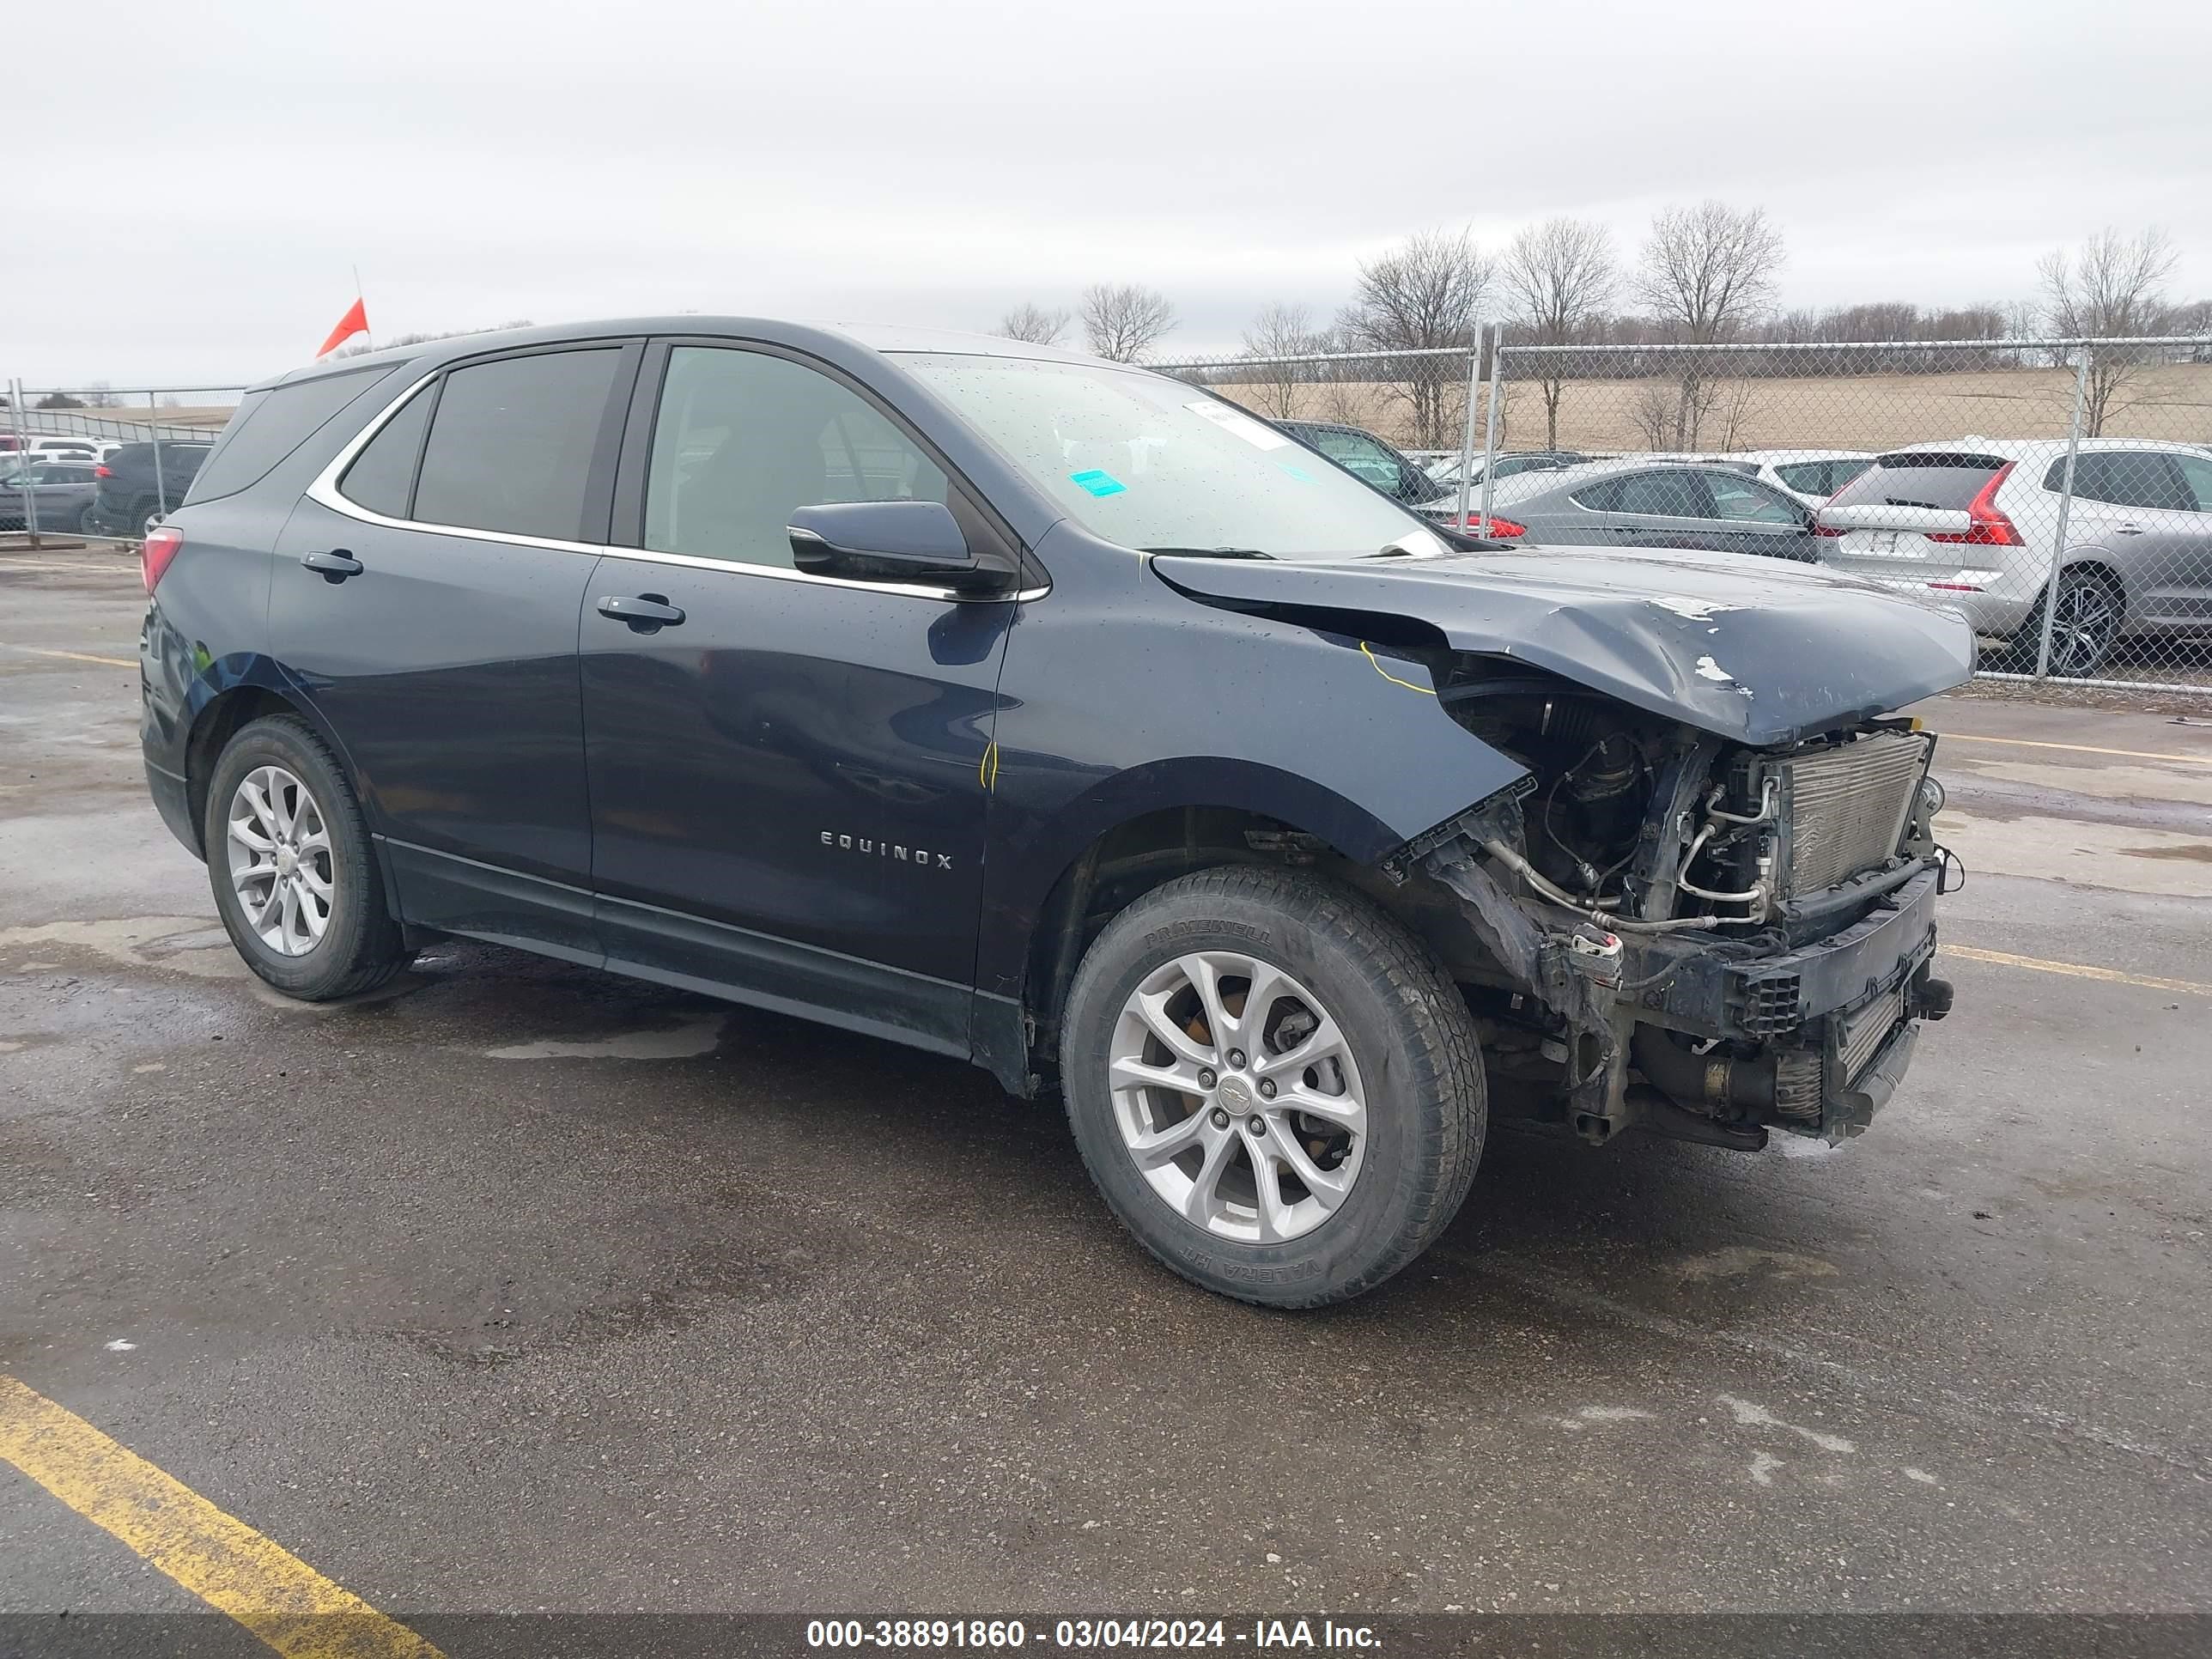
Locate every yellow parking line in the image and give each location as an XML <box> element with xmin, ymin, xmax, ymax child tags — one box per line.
<box><xmin>6</xmin><ymin>646</ymin><xmax>138</xmax><ymax>669</ymax></box>
<box><xmin>0</xmin><ymin>1374</ymin><xmax>444</xmax><ymax>1658</ymax></box>
<box><xmin>1938</xmin><ymin>732</ymin><xmax>2212</xmax><ymax>766</ymax></box>
<box><xmin>1941</xmin><ymin>943</ymin><xmax>2212</xmax><ymax>998</ymax></box>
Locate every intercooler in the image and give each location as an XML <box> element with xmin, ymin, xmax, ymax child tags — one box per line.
<box><xmin>1740</xmin><ymin>730</ymin><xmax>1933</xmax><ymax>898</ymax></box>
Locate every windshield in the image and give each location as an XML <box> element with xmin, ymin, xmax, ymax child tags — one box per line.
<box><xmin>896</xmin><ymin>353</ymin><xmax>1443</xmax><ymax>558</ymax></box>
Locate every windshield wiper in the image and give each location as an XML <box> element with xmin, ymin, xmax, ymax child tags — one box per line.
<box><xmin>1141</xmin><ymin>546</ymin><xmax>1273</xmax><ymax>560</ymax></box>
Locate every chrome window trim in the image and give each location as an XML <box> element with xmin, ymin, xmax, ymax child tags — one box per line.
<box><xmin>304</xmin><ymin>364</ymin><xmax>1047</xmax><ymax>606</ymax></box>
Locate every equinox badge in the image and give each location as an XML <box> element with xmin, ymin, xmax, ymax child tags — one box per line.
<box><xmin>821</xmin><ymin>830</ymin><xmax>953</xmax><ymax>871</ymax></box>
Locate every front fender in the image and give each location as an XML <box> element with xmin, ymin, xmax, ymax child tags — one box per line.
<box><xmin>975</xmin><ymin>526</ymin><xmax>1529</xmax><ymax>995</ymax></box>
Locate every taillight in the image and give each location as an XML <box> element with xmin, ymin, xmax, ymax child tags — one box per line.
<box><xmin>1927</xmin><ymin>463</ymin><xmax>2023</xmax><ymax>546</ymax></box>
<box><xmin>1468</xmin><ymin>515</ymin><xmax>1528</xmax><ymax>538</ymax></box>
<box><xmin>94</xmin><ymin>464</ymin><xmax>113</xmax><ymax>478</ymax></box>
<box><xmin>141</xmin><ymin>525</ymin><xmax>183</xmax><ymax>592</ymax></box>
<box><xmin>1812</xmin><ymin>523</ymin><xmax>1844</xmax><ymax>538</ymax></box>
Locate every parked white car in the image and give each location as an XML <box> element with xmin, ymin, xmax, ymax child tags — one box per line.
<box><xmin>1733</xmin><ymin>448</ymin><xmax>1875</xmax><ymax>506</ymax></box>
<box><xmin>25</xmin><ymin>438</ymin><xmax>103</xmax><ymax>461</ymax></box>
<box><xmin>1814</xmin><ymin>438</ymin><xmax>2212</xmax><ymax>675</ymax></box>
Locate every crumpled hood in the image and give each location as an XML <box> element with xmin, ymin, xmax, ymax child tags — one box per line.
<box><xmin>1151</xmin><ymin>543</ymin><xmax>1976</xmax><ymax>746</ymax></box>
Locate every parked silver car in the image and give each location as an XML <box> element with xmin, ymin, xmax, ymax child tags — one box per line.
<box><xmin>1814</xmin><ymin>439</ymin><xmax>2212</xmax><ymax>675</ymax></box>
<box><xmin>1484</xmin><ymin>458</ymin><xmax>1822</xmax><ymax>561</ymax></box>
<box><xmin>0</xmin><ymin>460</ymin><xmax>101</xmax><ymax>532</ymax></box>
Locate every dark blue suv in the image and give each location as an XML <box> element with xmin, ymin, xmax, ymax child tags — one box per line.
<box><xmin>141</xmin><ymin>319</ymin><xmax>1968</xmax><ymax>1305</ymax></box>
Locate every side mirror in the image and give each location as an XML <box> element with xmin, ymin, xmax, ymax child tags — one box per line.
<box><xmin>787</xmin><ymin>501</ymin><xmax>1006</xmax><ymax>592</ymax></box>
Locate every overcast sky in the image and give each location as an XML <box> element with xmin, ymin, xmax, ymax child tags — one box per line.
<box><xmin>9</xmin><ymin>0</ymin><xmax>2210</xmax><ymax>389</ymax></box>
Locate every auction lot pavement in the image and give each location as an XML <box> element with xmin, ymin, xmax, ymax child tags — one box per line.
<box><xmin>3</xmin><ymin>544</ymin><xmax>2209</xmax><ymax>1637</ymax></box>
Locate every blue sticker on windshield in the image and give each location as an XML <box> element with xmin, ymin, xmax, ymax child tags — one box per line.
<box><xmin>1070</xmin><ymin>468</ymin><xmax>1126</xmax><ymax>497</ymax></box>
<box><xmin>1276</xmin><ymin>461</ymin><xmax>1316</xmax><ymax>483</ymax></box>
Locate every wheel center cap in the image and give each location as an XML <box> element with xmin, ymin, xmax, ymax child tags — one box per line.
<box><xmin>276</xmin><ymin>848</ymin><xmax>298</xmax><ymax>878</ymax></box>
<box><xmin>1216</xmin><ymin>1074</ymin><xmax>1254</xmax><ymax>1112</ymax></box>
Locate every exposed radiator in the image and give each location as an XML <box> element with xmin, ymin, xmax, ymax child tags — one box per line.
<box><xmin>1754</xmin><ymin>732</ymin><xmax>1932</xmax><ymax>897</ymax></box>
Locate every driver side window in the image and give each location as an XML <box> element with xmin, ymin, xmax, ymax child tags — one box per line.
<box><xmin>642</xmin><ymin>347</ymin><xmax>949</xmax><ymax>568</ymax></box>
<box><xmin>1709</xmin><ymin>475</ymin><xmax>1804</xmax><ymax>524</ymax></box>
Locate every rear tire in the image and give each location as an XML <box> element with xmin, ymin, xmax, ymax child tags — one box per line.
<box><xmin>2008</xmin><ymin>567</ymin><xmax>2124</xmax><ymax>677</ymax></box>
<box><xmin>204</xmin><ymin>715</ymin><xmax>410</xmax><ymax>1000</ymax></box>
<box><xmin>1060</xmin><ymin>866</ymin><xmax>1486</xmax><ymax>1308</ymax></box>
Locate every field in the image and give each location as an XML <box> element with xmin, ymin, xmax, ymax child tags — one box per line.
<box><xmin>1213</xmin><ymin>362</ymin><xmax>2212</xmax><ymax>453</ymax></box>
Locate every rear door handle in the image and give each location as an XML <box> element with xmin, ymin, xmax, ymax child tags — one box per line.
<box><xmin>2114</xmin><ymin>523</ymin><xmax>2145</xmax><ymax>536</ymax></box>
<box><xmin>301</xmin><ymin>549</ymin><xmax>364</xmax><ymax>580</ymax></box>
<box><xmin>596</xmin><ymin>594</ymin><xmax>686</xmax><ymax>630</ymax></box>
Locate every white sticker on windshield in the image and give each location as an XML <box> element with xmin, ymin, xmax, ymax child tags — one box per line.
<box><xmin>1184</xmin><ymin>400</ymin><xmax>1291</xmax><ymax>450</ymax></box>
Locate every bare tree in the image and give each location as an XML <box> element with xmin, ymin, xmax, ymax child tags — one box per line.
<box><xmin>995</xmin><ymin>301</ymin><xmax>1072</xmax><ymax>346</ymax></box>
<box><xmin>1632</xmin><ymin>201</ymin><xmax>1784</xmax><ymax>447</ymax></box>
<box><xmin>1237</xmin><ymin>301</ymin><xmax>1325</xmax><ymax>420</ymax></box>
<box><xmin>83</xmin><ymin>381</ymin><xmax>120</xmax><ymax>410</ymax></box>
<box><xmin>1628</xmin><ymin>381</ymin><xmax>1677</xmax><ymax>451</ymax></box>
<box><xmin>1501</xmin><ymin>217</ymin><xmax>1614</xmax><ymax>449</ymax></box>
<box><xmin>1711</xmin><ymin>380</ymin><xmax>1763</xmax><ymax>450</ymax></box>
<box><xmin>1336</xmin><ymin>228</ymin><xmax>1491</xmax><ymax>448</ymax></box>
<box><xmin>2039</xmin><ymin>227</ymin><xmax>2180</xmax><ymax>435</ymax></box>
<box><xmin>1080</xmin><ymin>283</ymin><xmax>1178</xmax><ymax>362</ymax></box>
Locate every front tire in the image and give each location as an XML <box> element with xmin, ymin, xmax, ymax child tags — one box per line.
<box><xmin>1060</xmin><ymin>866</ymin><xmax>1486</xmax><ymax>1308</ymax></box>
<box><xmin>204</xmin><ymin>715</ymin><xmax>410</xmax><ymax>1000</ymax></box>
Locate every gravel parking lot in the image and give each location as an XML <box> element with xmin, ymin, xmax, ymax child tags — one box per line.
<box><xmin>3</xmin><ymin>545</ymin><xmax>2209</xmax><ymax>1632</ymax></box>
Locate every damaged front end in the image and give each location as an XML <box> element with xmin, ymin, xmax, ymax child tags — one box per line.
<box><xmin>1143</xmin><ymin>544</ymin><xmax>1976</xmax><ymax>1151</ymax></box>
<box><xmin>1391</xmin><ymin>678</ymin><xmax>1957</xmax><ymax>1150</ymax></box>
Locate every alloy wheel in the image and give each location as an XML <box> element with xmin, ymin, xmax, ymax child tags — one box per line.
<box><xmin>225</xmin><ymin>765</ymin><xmax>334</xmax><ymax>957</ymax></box>
<box><xmin>1107</xmin><ymin>951</ymin><xmax>1368</xmax><ymax>1243</ymax></box>
<box><xmin>2048</xmin><ymin>576</ymin><xmax>2119</xmax><ymax>677</ymax></box>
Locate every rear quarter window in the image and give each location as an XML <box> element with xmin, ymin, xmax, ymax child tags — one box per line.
<box><xmin>185</xmin><ymin>365</ymin><xmax>399</xmax><ymax>504</ymax></box>
<box><xmin>1827</xmin><ymin>453</ymin><xmax>2006</xmax><ymax>512</ymax></box>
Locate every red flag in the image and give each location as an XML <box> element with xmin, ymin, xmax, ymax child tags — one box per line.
<box><xmin>316</xmin><ymin>297</ymin><xmax>369</xmax><ymax>357</ymax></box>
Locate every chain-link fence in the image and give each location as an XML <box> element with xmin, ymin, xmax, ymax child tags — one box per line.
<box><xmin>1161</xmin><ymin>333</ymin><xmax>2212</xmax><ymax>694</ymax></box>
<box><xmin>2</xmin><ymin>380</ymin><xmax>246</xmax><ymax>544</ymax></box>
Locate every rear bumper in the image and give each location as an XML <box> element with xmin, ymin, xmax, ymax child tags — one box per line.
<box><xmin>144</xmin><ymin>757</ymin><xmax>198</xmax><ymax>859</ymax></box>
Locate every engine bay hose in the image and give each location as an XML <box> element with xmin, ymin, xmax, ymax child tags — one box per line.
<box><xmin>1478</xmin><ymin>839</ymin><xmax>1721</xmax><ymax>934</ymax></box>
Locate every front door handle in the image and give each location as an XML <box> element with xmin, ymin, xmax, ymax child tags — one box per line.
<box><xmin>596</xmin><ymin>593</ymin><xmax>686</xmax><ymax>631</ymax></box>
<box><xmin>2114</xmin><ymin>523</ymin><xmax>2146</xmax><ymax>536</ymax></box>
<box><xmin>301</xmin><ymin>549</ymin><xmax>363</xmax><ymax>581</ymax></box>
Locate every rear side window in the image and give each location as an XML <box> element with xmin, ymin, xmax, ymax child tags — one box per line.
<box><xmin>186</xmin><ymin>366</ymin><xmax>396</xmax><ymax>503</ymax></box>
<box><xmin>410</xmin><ymin>350</ymin><xmax>623</xmax><ymax>541</ymax></box>
<box><xmin>1826</xmin><ymin>458</ymin><xmax>1873</xmax><ymax>495</ymax></box>
<box><xmin>1828</xmin><ymin>453</ymin><xmax>2005</xmax><ymax>512</ymax></box>
<box><xmin>1773</xmin><ymin>461</ymin><xmax>1827</xmax><ymax>493</ymax></box>
<box><xmin>1308</xmin><ymin>428</ymin><xmax>1402</xmax><ymax>490</ymax></box>
<box><xmin>1613</xmin><ymin>471</ymin><xmax>1711</xmax><ymax>518</ymax></box>
<box><xmin>2054</xmin><ymin>452</ymin><xmax>2193</xmax><ymax>513</ymax></box>
<box><xmin>338</xmin><ymin>385</ymin><xmax>436</xmax><ymax>519</ymax></box>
